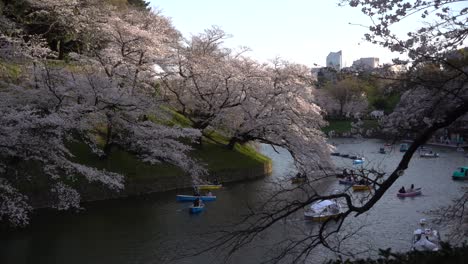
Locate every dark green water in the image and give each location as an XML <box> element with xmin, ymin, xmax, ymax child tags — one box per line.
<box><xmin>1</xmin><ymin>139</ymin><xmax>466</xmax><ymax>264</ymax></box>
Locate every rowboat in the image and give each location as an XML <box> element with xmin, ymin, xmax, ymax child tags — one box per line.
<box><xmin>352</xmin><ymin>159</ymin><xmax>364</xmax><ymax>165</ymax></box>
<box><xmin>397</xmin><ymin>188</ymin><xmax>422</xmax><ymax>198</ymax></box>
<box><xmin>339</xmin><ymin>154</ymin><xmax>349</xmax><ymax>158</ymax></box>
<box><xmin>412</xmin><ymin>219</ymin><xmax>441</xmax><ymax>251</ymax></box>
<box><xmin>400</xmin><ymin>143</ymin><xmax>409</xmax><ymax>152</ymax></box>
<box><xmin>176</xmin><ymin>195</ymin><xmax>216</xmax><ymax>202</ymax></box>
<box><xmin>304</xmin><ymin>200</ymin><xmax>341</xmax><ymax>222</ymax></box>
<box><xmin>195</xmin><ymin>184</ymin><xmax>222</xmax><ymax>190</ymax></box>
<box><xmin>338</xmin><ymin>179</ymin><xmax>354</xmax><ymax>185</ymax></box>
<box><xmin>189</xmin><ymin>204</ymin><xmax>205</xmax><ymax>214</ymax></box>
<box><xmin>335</xmin><ymin>173</ymin><xmax>346</xmax><ymax>178</ymax></box>
<box><xmin>291</xmin><ymin>177</ymin><xmax>306</xmax><ymax>184</ymax></box>
<box><xmin>352</xmin><ymin>184</ymin><xmax>372</xmax><ymax>191</ymax></box>
<box><xmin>330</xmin><ymin>152</ymin><xmax>340</xmax><ymax>156</ymax></box>
<box><xmin>419</xmin><ymin>146</ymin><xmax>430</xmax><ymax>151</ymax></box>
<box><xmin>420</xmin><ymin>152</ymin><xmax>439</xmax><ymax>158</ymax></box>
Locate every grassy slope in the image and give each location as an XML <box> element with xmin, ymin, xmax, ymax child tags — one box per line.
<box><xmin>71</xmin><ymin>110</ymin><xmax>271</xmax><ymax>184</ymax></box>
<box><xmin>199</xmin><ymin>130</ymin><xmax>271</xmax><ymax>171</ymax></box>
<box><xmin>0</xmin><ymin>60</ymin><xmax>23</xmax><ymax>84</ymax></box>
<box><xmin>69</xmin><ymin>135</ymin><xmax>271</xmax><ymax>184</ymax></box>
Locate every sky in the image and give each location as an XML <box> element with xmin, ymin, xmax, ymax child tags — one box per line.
<box><xmin>148</xmin><ymin>0</ymin><xmax>425</xmax><ymax>68</ymax></box>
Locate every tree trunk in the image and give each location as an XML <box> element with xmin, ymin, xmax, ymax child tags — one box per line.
<box><xmin>102</xmin><ymin>121</ymin><xmax>113</xmax><ymax>157</ymax></box>
<box><xmin>57</xmin><ymin>39</ymin><xmax>64</xmax><ymax>60</ymax></box>
<box><xmin>226</xmin><ymin>137</ymin><xmax>239</xmax><ymax>150</ymax></box>
<box><xmin>339</xmin><ymin>101</ymin><xmax>344</xmax><ymax>117</ymax></box>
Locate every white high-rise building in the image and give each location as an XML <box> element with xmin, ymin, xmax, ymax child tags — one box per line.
<box><xmin>352</xmin><ymin>57</ymin><xmax>379</xmax><ymax>69</ymax></box>
<box><xmin>326</xmin><ymin>51</ymin><xmax>342</xmax><ymax>70</ymax></box>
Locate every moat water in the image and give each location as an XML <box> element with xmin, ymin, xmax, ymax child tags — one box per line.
<box><xmin>1</xmin><ymin>139</ymin><xmax>466</xmax><ymax>264</ymax></box>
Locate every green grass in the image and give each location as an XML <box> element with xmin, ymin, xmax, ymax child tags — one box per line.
<box><xmin>195</xmin><ymin>131</ymin><xmax>271</xmax><ymax>171</ymax></box>
<box><xmin>0</xmin><ymin>60</ymin><xmax>23</xmax><ymax>83</ymax></box>
<box><xmin>70</xmin><ymin>109</ymin><xmax>270</xmax><ymax>183</ymax></box>
<box><xmin>67</xmin><ymin>136</ymin><xmax>270</xmax><ymax>184</ymax></box>
<box><xmin>385</xmin><ymin>93</ymin><xmax>401</xmax><ymax>113</ymax></box>
<box><xmin>322</xmin><ymin>120</ymin><xmax>352</xmax><ymax>133</ymax></box>
<box><xmin>69</xmin><ymin>141</ymin><xmax>185</xmax><ymax>182</ymax></box>
<box><xmin>363</xmin><ymin>119</ymin><xmax>380</xmax><ymax>130</ymax></box>
<box><xmin>148</xmin><ymin>107</ymin><xmax>194</xmax><ymax>128</ymax></box>
<box><xmin>45</xmin><ymin>60</ymin><xmax>83</xmax><ymax>72</ymax></box>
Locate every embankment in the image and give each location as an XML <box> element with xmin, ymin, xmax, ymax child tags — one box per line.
<box><xmin>26</xmin><ymin>141</ymin><xmax>272</xmax><ymax>209</ymax></box>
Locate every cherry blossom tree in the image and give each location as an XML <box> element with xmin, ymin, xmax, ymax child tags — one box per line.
<box><xmin>160</xmin><ymin>27</ymin><xmax>249</xmax><ymax>134</ymax></box>
<box><xmin>0</xmin><ymin>2</ymin><xmax>206</xmax><ymax>227</ymax></box>
<box><xmin>161</xmin><ymin>30</ymin><xmax>334</xmax><ymax>173</ymax></box>
<box><xmin>220</xmin><ymin>59</ymin><xmax>333</xmax><ymax>172</ymax></box>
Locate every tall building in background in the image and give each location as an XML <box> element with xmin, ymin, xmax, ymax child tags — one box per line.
<box><xmin>352</xmin><ymin>57</ymin><xmax>379</xmax><ymax>69</ymax></box>
<box><xmin>326</xmin><ymin>51</ymin><xmax>342</xmax><ymax>70</ymax></box>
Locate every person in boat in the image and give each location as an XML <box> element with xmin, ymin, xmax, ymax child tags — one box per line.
<box><xmin>410</xmin><ymin>184</ymin><xmax>415</xmax><ymax>191</ymax></box>
<box><xmin>399</xmin><ymin>186</ymin><xmax>406</xmax><ymax>193</ymax></box>
<box><xmin>350</xmin><ymin>170</ymin><xmax>358</xmax><ymax>181</ymax></box>
<box><xmin>339</xmin><ymin>169</ymin><xmax>348</xmax><ymax>179</ymax></box>
<box><xmin>193</xmin><ymin>198</ymin><xmax>201</xmax><ymax>207</ymax></box>
<box><xmin>206</xmin><ymin>191</ymin><xmax>213</xmax><ymax>197</ymax></box>
<box><xmin>213</xmin><ymin>178</ymin><xmax>219</xmax><ymax>185</ymax></box>
<box><xmin>329</xmin><ymin>203</ymin><xmax>339</xmax><ymax>214</ymax></box>
<box><xmin>358</xmin><ymin>178</ymin><xmax>368</xmax><ymax>185</ymax></box>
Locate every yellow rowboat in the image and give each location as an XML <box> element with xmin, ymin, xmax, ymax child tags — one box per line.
<box><xmin>195</xmin><ymin>184</ymin><xmax>223</xmax><ymax>190</ymax></box>
<box><xmin>352</xmin><ymin>185</ymin><xmax>372</xmax><ymax>191</ymax></box>
<box><xmin>291</xmin><ymin>177</ymin><xmax>306</xmax><ymax>184</ymax></box>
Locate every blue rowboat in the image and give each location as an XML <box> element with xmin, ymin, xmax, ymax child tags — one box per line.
<box><xmin>189</xmin><ymin>204</ymin><xmax>204</xmax><ymax>214</ymax></box>
<box><xmin>353</xmin><ymin>159</ymin><xmax>364</xmax><ymax>165</ymax></box>
<box><xmin>176</xmin><ymin>195</ymin><xmax>216</xmax><ymax>202</ymax></box>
